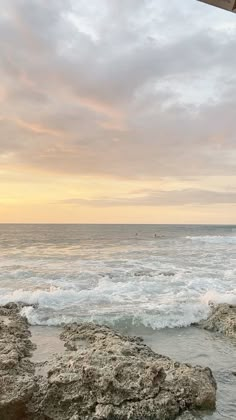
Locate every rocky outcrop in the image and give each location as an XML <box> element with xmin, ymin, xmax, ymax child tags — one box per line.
<box><xmin>200</xmin><ymin>303</ymin><xmax>236</xmax><ymax>338</ymax></box>
<box><xmin>39</xmin><ymin>323</ymin><xmax>216</xmax><ymax>419</ymax></box>
<box><xmin>0</xmin><ymin>303</ymin><xmax>36</xmax><ymax>420</ymax></box>
<box><xmin>0</xmin><ymin>304</ymin><xmax>217</xmax><ymax>420</ymax></box>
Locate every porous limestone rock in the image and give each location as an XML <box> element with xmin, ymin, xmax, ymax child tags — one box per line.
<box><xmin>200</xmin><ymin>303</ymin><xmax>236</xmax><ymax>338</ymax></box>
<box><xmin>0</xmin><ymin>304</ymin><xmax>36</xmax><ymax>420</ymax></box>
<box><xmin>39</xmin><ymin>323</ymin><xmax>216</xmax><ymax>419</ymax></box>
<box><xmin>177</xmin><ymin>412</ymin><xmax>200</xmax><ymax>420</ymax></box>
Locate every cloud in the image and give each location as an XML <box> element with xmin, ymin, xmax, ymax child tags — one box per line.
<box><xmin>0</xmin><ymin>0</ymin><xmax>236</xmax><ymax>180</ymax></box>
<box><xmin>59</xmin><ymin>188</ymin><xmax>236</xmax><ymax>207</ymax></box>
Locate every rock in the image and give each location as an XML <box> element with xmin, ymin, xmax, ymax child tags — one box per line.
<box><xmin>39</xmin><ymin>323</ymin><xmax>216</xmax><ymax>419</ymax></box>
<box><xmin>0</xmin><ymin>305</ymin><xmax>37</xmax><ymax>420</ymax></box>
<box><xmin>177</xmin><ymin>412</ymin><xmax>200</xmax><ymax>420</ymax></box>
<box><xmin>200</xmin><ymin>303</ymin><xmax>236</xmax><ymax>338</ymax></box>
<box><xmin>0</xmin><ymin>305</ymin><xmax>217</xmax><ymax>420</ymax></box>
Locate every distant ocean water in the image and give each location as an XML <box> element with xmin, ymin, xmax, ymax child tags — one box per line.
<box><xmin>0</xmin><ymin>224</ymin><xmax>236</xmax><ymax>329</ymax></box>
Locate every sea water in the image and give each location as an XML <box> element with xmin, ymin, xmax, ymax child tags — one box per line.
<box><xmin>0</xmin><ymin>224</ymin><xmax>235</xmax><ymax>327</ymax></box>
<box><xmin>0</xmin><ymin>224</ymin><xmax>236</xmax><ymax>419</ymax></box>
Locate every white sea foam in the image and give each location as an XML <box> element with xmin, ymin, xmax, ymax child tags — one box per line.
<box><xmin>0</xmin><ymin>276</ymin><xmax>231</xmax><ymax>329</ymax></box>
<box><xmin>20</xmin><ymin>302</ymin><xmax>209</xmax><ymax>329</ymax></box>
<box><xmin>201</xmin><ymin>290</ymin><xmax>236</xmax><ymax>306</ymax></box>
<box><xmin>186</xmin><ymin>235</ymin><xmax>236</xmax><ymax>244</ymax></box>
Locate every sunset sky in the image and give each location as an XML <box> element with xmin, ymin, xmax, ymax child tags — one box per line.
<box><xmin>0</xmin><ymin>0</ymin><xmax>236</xmax><ymax>223</ymax></box>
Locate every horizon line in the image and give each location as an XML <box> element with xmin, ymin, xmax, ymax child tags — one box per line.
<box><xmin>0</xmin><ymin>223</ymin><xmax>235</xmax><ymax>226</ymax></box>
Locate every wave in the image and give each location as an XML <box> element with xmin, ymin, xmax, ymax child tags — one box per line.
<box><xmin>0</xmin><ymin>282</ymin><xmax>210</xmax><ymax>329</ymax></box>
<box><xmin>0</xmin><ymin>277</ymin><xmax>235</xmax><ymax>331</ymax></box>
<box><xmin>20</xmin><ymin>303</ymin><xmax>209</xmax><ymax>330</ymax></box>
<box><xmin>186</xmin><ymin>235</ymin><xmax>236</xmax><ymax>244</ymax></box>
<box><xmin>201</xmin><ymin>290</ymin><xmax>236</xmax><ymax>306</ymax></box>
<box><xmin>0</xmin><ymin>275</ymin><xmax>183</xmax><ymax>308</ymax></box>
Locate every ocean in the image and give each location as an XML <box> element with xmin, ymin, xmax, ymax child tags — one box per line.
<box><xmin>0</xmin><ymin>224</ymin><xmax>235</xmax><ymax>327</ymax></box>
<box><xmin>0</xmin><ymin>224</ymin><xmax>236</xmax><ymax>419</ymax></box>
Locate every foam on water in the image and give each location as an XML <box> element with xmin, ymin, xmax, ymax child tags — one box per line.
<box><xmin>0</xmin><ymin>224</ymin><xmax>235</xmax><ymax>329</ymax></box>
<box><xmin>186</xmin><ymin>235</ymin><xmax>236</xmax><ymax>244</ymax></box>
<box><xmin>0</xmin><ymin>278</ymin><xmax>211</xmax><ymax>328</ymax></box>
<box><xmin>14</xmin><ymin>286</ymin><xmax>236</xmax><ymax>328</ymax></box>
<box><xmin>201</xmin><ymin>290</ymin><xmax>236</xmax><ymax>306</ymax></box>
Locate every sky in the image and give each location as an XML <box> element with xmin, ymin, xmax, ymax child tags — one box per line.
<box><xmin>0</xmin><ymin>0</ymin><xmax>236</xmax><ymax>224</ymax></box>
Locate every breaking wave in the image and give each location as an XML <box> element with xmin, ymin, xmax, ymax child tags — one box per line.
<box><xmin>0</xmin><ymin>282</ymin><xmax>235</xmax><ymax>330</ymax></box>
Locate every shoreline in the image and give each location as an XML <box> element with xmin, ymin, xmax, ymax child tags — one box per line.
<box><xmin>0</xmin><ymin>302</ymin><xmax>218</xmax><ymax>420</ymax></box>
<box><xmin>0</xmin><ymin>302</ymin><xmax>235</xmax><ymax>419</ymax></box>
<box><xmin>30</xmin><ymin>322</ymin><xmax>236</xmax><ymax>420</ymax></box>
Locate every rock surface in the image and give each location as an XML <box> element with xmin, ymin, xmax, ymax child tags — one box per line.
<box><xmin>177</xmin><ymin>412</ymin><xmax>200</xmax><ymax>420</ymax></box>
<box><xmin>0</xmin><ymin>304</ymin><xmax>217</xmax><ymax>420</ymax></box>
<box><xmin>200</xmin><ymin>303</ymin><xmax>236</xmax><ymax>338</ymax></box>
<box><xmin>0</xmin><ymin>303</ymin><xmax>36</xmax><ymax>420</ymax></box>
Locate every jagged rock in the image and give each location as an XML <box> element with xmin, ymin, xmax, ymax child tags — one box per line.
<box><xmin>200</xmin><ymin>303</ymin><xmax>236</xmax><ymax>338</ymax></box>
<box><xmin>0</xmin><ymin>304</ymin><xmax>37</xmax><ymax>420</ymax></box>
<box><xmin>38</xmin><ymin>323</ymin><xmax>216</xmax><ymax>419</ymax></box>
<box><xmin>0</xmin><ymin>305</ymin><xmax>217</xmax><ymax>420</ymax></box>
